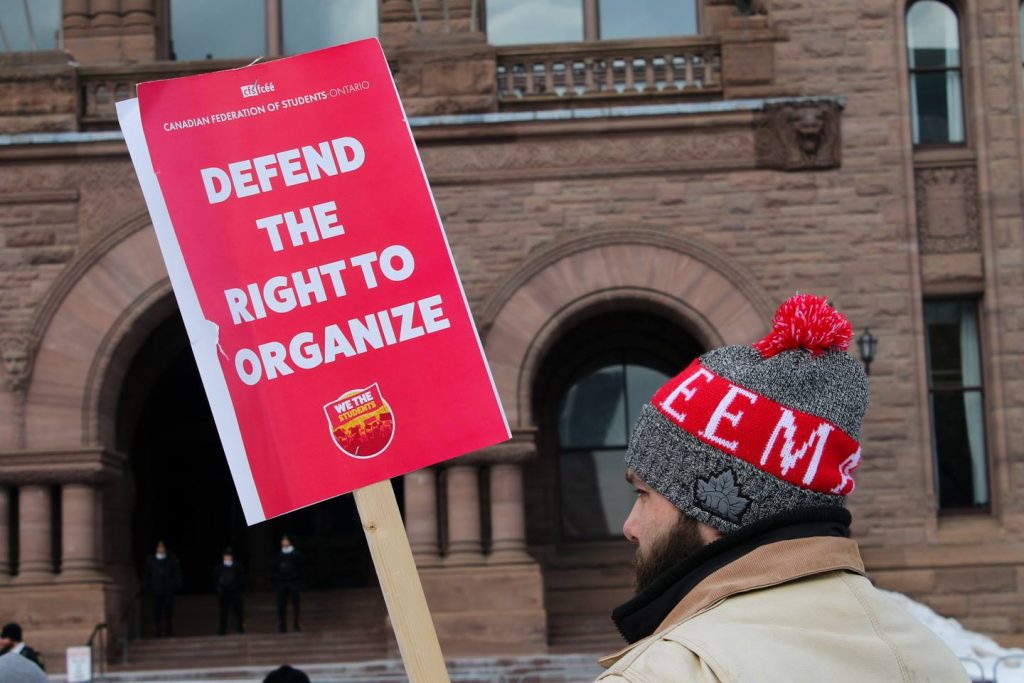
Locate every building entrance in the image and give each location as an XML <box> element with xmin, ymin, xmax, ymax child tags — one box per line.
<box><xmin>117</xmin><ymin>311</ymin><xmax>380</xmax><ymax>610</ymax></box>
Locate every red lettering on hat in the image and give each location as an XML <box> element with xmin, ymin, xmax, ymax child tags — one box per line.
<box><xmin>651</xmin><ymin>360</ymin><xmax>862</xmax><ymax>495</ymax></box>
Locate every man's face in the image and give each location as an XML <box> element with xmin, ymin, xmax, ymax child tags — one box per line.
<box><xmin>156</xmin><ymin>542</ymin><xmax>166</xmax><ymax>555</ymax></box>
<box><xmin>281</xmin><ymin>537</ymin><xmax>291</xmax><ymax>550</ymax></box>
<box><xmin>624</xmin><ymin>470</ymin><xmax>718</xmax><ymax>592</ymax></box>
<box><xmin>0</xmin><ymin>636</ymin><xmax>11</xmax><ymax>653</ymax></box>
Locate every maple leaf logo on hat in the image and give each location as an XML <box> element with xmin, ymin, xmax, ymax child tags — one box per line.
<box><xmin>695</xmin><ymin>470</ymin><xmax>750</xmax><ymax>523</ymax></box>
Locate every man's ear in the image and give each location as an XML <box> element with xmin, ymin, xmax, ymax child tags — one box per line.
<box><xmin>697</xmin><ymin>522</ymin><xmax>723</xmax><ymax>545</ymax></box>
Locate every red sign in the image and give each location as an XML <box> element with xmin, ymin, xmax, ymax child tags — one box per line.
<box><xmin>118</xmin><ymin>39</ymin><xmax>509</xmax><ymax>523</ymax></box>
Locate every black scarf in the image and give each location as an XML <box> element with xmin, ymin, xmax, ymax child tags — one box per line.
<box><xmin>612</xmin><ymin>506</ymin><xmax>852</xmax><ymax>644</ymax></box>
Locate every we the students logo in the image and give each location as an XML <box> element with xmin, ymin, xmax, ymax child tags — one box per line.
<box><xmin>241</xmin><ymin>79</ymin><xmax>275</xmax><ymax>98</ymax></box>
<box><xmin>324</xmin><ymin>383</ymin><xmax>395</xmax><ymax>459</ymax></box>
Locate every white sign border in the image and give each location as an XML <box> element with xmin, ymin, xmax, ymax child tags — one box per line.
<box><xmin>116</xmin><ymin>97</ymin><xmax>265</xmax><ymax>524</ymax></box>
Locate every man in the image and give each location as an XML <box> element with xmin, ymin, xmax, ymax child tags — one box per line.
<box><xmin>0</xmin><ymin>623</ymin><xmax>43</xmax><ymax>671</ymax></box>
<box><xmin>0</xmin><ymin>651</ymin><xmax>48</xmax><ymax>682</ymax></box>
<box><xmin>264</xmin><ymin>665</ymin><xmax>310</xmax><ymax>683</ymax></box>
<box><xmin>271</xmin><ymin>535</ymin><xmax>304</xmax><ymax>633</ymax></box>
<box><xmin>143</xmin><ymin>540</ymin><xmax>182</xmax><ymax>637</ymax></box>
<box><xmin>214</xmin><ymin>547</ymin><xmax>246</xmax><ymax>635</ymax></box>
<box><xmin>597</xmin><ymin>295</ymin><xmax>968</xmax><ymax>682</ymax></box>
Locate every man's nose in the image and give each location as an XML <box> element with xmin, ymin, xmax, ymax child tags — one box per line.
<box><xmin>622</xmin><ymin>506</ymin><xmax>640</xmax><ymax>543</ymax></box>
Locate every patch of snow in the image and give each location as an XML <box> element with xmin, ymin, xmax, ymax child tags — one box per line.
<box><xmin>882</xmin><ymin>590</ymin><xmax>1024</xmax><ymax>682</ymax></box>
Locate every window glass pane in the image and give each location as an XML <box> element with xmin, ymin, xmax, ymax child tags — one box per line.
<box><xmin>170</xmin><ymin>0</ymin><xmax>265</xmax><ymax>61</ymax></box>
<box><xmin>924</xmin><ymin>300</ymin><xmax>982</xmax><ymax>387</ymax></box>
<box><xmin>598</xmin><ymin>0</ymin><xmax>697</xmax><ymax>40</ymax></box>
<box><xmin>931</xmin><ymin>391</ymin><xmax>988</xmax><ymax>508</ymax></box>
<box><xmin>625</xmin><ymin>364</ymin><xmax>671</xmax><ymax>433</ymax></box>
<box><xmin>907</xmin><ymin>1</ymin><xmax>960</xmax><ymax>69</ymax></box>
<box><xmin>283</xmin><ymin>0</ymin><xmax>378</xmax><ymax>55</ymax></box>
<box><xmin>910</xmin><ymin>70</ymin><xmax>964</xmax><ymax>145</ymax></box>
<box><xmin>0</xmin><ymin>0</ymin><xmax>60</xmax><ymax>51</ymax></box>
<box><xmin>558</xmin><ymin>365</ymin><xmax>626</xmax><ymax>449</ymax></box>
<box><xmin>560</xmin><ymin>449</ymin><xmax>633</xmax><ymax>538</ymax></box>
<box><xmin>487</xmin><ymin>0</ymin><xmax>583</xmax><ymax>46</ymax></box>
<box><xmin>925</xmin><ymin>299</ymin><xmax>988</xmax><ymax>510</ymax></box>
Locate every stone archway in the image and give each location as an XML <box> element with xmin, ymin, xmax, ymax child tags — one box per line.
<box><xmin>479</xmin><ymin>230</ymin><xmax>773</xmax><ymax>428</ymax></box>
<box><xmin>25</xmin><ymin>219</ymin><xmax>169</xmax><ymax>452</ymax></box>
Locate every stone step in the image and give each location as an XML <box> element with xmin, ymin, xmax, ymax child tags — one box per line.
<box><xmin>71</xmin><ymin>654</ymin><xmax>606</xmax><ymax>682</ymax></box>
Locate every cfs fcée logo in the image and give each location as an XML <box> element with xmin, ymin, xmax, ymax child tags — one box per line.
<box><xmin>324</xmin><ymin>383</ymin><xmax>395</xmax><ymax>459</ymax></box>
<box><xmin>241</xmin><ymin>79</ymin><xmax>275</xmax><ymax>98</ymax></box>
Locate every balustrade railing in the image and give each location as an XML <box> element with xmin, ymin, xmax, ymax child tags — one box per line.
<box><xmin>78</xmin><ymin>61</ymin><xmax>247</xmax><ymax>128</ymax></box>
<box><xmin>496</xmin><ymin>37</ymin><xmax>722</xmax><ymax>104</ymax></box>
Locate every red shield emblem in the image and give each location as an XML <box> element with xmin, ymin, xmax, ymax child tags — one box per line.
<box><xmin>323</xmin><ymin>383</ymin><xmax>395</xmax><ymax>459</ymax></box>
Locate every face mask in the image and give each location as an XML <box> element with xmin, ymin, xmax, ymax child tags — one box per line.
<box><xmin>282</xmin><ymin>545</ymin><xmax>294</xmax><ymax>554</ymax></box>
<box><xmin>156</xmin><ymin>552</ymin><xmax>166</xmax><ymax>560</ymax></box>
<box><xmin>223</xmin><ymin>560</ymin><xmax>233</xmax><ymax>567</ymax></box>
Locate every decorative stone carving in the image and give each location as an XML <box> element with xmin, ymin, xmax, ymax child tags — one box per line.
<box><xmin>915</xmin><ymin>165</ymin><xmax>981</xmax><ymax>254</ymax></box>
<box><xmin>0</xmin><ymin>336</ymin><xmax>33</xmax><ymax>391</ymax></box>
<box><xmin>754</xmin><ymin>100</ymin><xmax>842</xmax><ymax>171</ymax></box>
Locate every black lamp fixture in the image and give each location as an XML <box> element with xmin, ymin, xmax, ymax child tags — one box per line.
<box><xmin>857</xmin><ymin>328</ymin><xmax>878</xmax><ymax>376</ymax></box>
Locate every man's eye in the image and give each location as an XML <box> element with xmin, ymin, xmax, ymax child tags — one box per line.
<box><xmin>634</xmin><ymin>489</ymin><xmax>645</xmax><ymax>496</ymax></box>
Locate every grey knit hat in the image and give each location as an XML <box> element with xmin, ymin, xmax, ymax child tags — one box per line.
<box><xmin>627</xmin><ymin>295</ymin><xmax>869</xmax><ymax>534</ymax></box>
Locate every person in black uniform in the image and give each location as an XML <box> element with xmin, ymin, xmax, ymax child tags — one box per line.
<box><xmin>143</xmin><ymin>540</ymin><xmax>182</xmax><ymax>637</ymax></box>
<box><xmin>271</xmin><ymin>535</ymin><xmax>303</xmax><ymax>633</ymax></box>
<box><xmin>0</xmin><ymin>623</ymin><xmax>44</xmax><ymax>670</ymax></box>
<box><xmin>214</xmin><ymin>547</ymin><xmax>246</xmax><ymax>635</ymax></box>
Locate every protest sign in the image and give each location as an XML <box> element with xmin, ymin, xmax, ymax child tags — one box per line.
<box><xmin>116</xmin><ymin>38</ymin><xmax>510</xmax><ymax>525</ymax></box>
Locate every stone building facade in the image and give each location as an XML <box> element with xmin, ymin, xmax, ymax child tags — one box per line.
<box><xmin>1</xmin><ymin>0</ymin><xmax>1024</xmax><ymax>672</ymax></box>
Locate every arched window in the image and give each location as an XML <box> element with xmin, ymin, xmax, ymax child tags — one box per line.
<box><xmin>906</xmin><ymin>0</ymin><xmax>965</xmax><ymax>145</ymax></box>
<box><xmin>532</xmin><ymin>311</ymin><xmax>702</xmax><ymax>542</ymax></box>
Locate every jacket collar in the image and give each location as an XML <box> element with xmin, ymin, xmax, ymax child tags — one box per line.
<box><xmin>601</xmin><ymin>510</ymin><xmax>865</xmax><ymax>669</ymax></box>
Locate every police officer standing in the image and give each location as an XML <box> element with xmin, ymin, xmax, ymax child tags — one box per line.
<box><xmin>214</xmin><ymin>547</ymin><xmax>246</xmax><ymax>635</ymax></box>
<box><xmin>143</xmin><ymin>540</ymin><xmax>182</xmax><ymax>637</ymax></box>
<box><xmin>271</xmin><ymin>535</ymin><xmax>303</xmax><ymax>633</ymax></box>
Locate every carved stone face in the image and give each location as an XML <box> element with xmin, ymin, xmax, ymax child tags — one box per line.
<box><xmin>788</xmin><ymin>106</ymin><xmax>826</xmax><ymax>155</ymax></box>
<box><xmin>1</xmin><ymin>342</ymin><xmax>28</xmax><ymax>380</ymax></box>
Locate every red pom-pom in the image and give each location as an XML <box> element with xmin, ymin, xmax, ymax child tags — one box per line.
<box><xmin>753</xmin><ymin>294</ymin><xmax>853</xmax><ymax>358</ymax></box>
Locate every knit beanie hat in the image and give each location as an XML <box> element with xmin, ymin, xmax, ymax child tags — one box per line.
<box><xmin>626</xmin><ymin>294</ymin><xmax>869</xmax><ymax>534</ymax></box>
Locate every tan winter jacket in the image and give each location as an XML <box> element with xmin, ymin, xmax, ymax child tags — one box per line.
<box><xmin>597</xmin><ymin>536</ymin><xmax>969</xmax><ymax>682</ymax></box>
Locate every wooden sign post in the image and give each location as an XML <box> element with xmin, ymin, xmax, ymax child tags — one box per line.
<box><xmin>354</xmin><ymin>481</ymin><xmax>450</xmax><ymax>682</ymax></box>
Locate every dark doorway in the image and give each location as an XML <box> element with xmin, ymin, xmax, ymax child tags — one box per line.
<box><xmin>118</xmin><ymin>311</ymin><xmax>382</xmax><ymax>600</ymax></box>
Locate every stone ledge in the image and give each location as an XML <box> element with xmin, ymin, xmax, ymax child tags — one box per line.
<box><xmin>0</xmin><ymin>447</ymin><xmax>126</xmax><ymax>484</ymax></box>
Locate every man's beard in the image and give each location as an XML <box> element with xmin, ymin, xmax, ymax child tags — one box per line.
<box><xmin>634</xmin><ymin>514</ymin><xmax>707</xmax><ymax>593</ymax></box>
<box><xmin>0</xmin><ymin>643</ymin><xmax>10</xmax><ymax>655</ymax></box>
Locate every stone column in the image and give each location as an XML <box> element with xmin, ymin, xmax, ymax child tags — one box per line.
<box><xmin>404</xmin><ymin>468</ymin><xmax>441</xmax><ymax>566</ymax></box>
<box><xmin>481</xmin><ymin>430</ymin><xmax>536</xmax><ymax>564</ymax></box>
<box><xmin>122</xmin><ymin>0</ymin><xmax>156</xmax><ymax>29</ymax></box>
<box><xmin>90</xmin><ymin>0</ymin><xmax>122</xmax><ymax>29</ymax></box>
<box><xmin>59</xmin><ymin>483</ymin><xmax>99</xmax><ymax>580</ymax></box>
<box><xmin>445</xmin><ymin>465</ymin><xmax>483</xmax><ymax>565</ymax></box>
<box><xmin>489</xmin><ymin>463</ymin><xmax>530</xmax><ymax>563</ymax></box>
<box><xmin>63</xmin><ymin>0</ymin><xmax>91</xmax><ymax>31</ymax></box>
<box><xmin>0</xmin><ymin>488</ymin><xmax>10</xmax><ymax>582</ymax></box>
<box><xmin>16</xmin><ymin>485</ymin><xmax>53</xmax><ymax>582</ymax></box>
